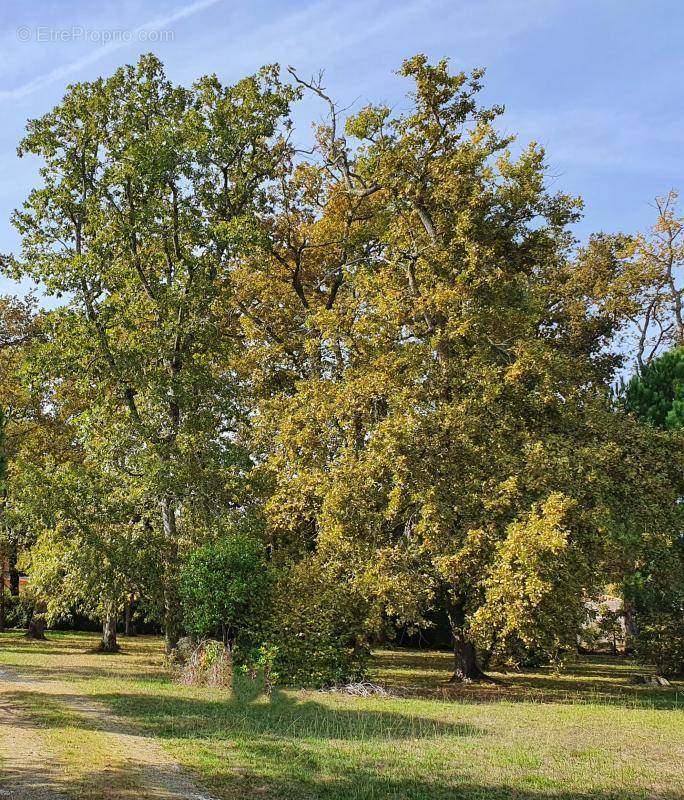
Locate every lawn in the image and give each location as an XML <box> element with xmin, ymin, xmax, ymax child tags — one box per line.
<box><xmin>0</xmin><ymin>631</ymin><xmax>682</xmax><ymax>799</ymax></box>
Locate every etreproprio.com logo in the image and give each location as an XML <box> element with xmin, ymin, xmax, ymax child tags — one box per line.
<box><xmin>16</xmin><ymin>26</ymin><xmax>174</xmax><ymax>44</ymax></box>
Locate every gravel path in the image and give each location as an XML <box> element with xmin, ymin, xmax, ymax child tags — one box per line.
<box><xmin>0</xmin><ymin>667</ymin><xmax>216</xmax><ymax>800</ymax></box>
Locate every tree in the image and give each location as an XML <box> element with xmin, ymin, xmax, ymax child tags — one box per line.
<box><xmin>7</xmin><ymin>55</ymin><xmax>295</xmax><ymax>651</ymax></box>
<box><xmin>624</xmin><ymin>346</ymin><xmax>684</xmax><ymax>428</ymax></box>
<box><xmin>15</xmin><ymin>454</ymin><xmax>164</xmax><ymax>652</ymax></box>
<box><xmin>0</xmin><ymin>294</ymin><xmax>45</xmax><ymax>632</ymax></box>
<box><xmin>237</xmin><ymin>56</ymin><xmax>661</xmax><ymax>680</ymax></box>
<box><xmin>5</xmin><ymin>51</ymin><xmax>680</xmax><ymax>683</ymax></box>
<box><xmin>602</xmin><ymin>193</ymin><xmax>684</xmax><ymax>373</ymax></box>
<box><xmin>621</xmin><ymin>348</ymin><xmax>684</xmax><ymax>676</ymax></box>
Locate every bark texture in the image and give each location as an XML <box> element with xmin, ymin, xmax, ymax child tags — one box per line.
<box><xmin>99</xmin><ymin>613</ymin><xmax>119</xmax><ymax>652</ymax></box>
<box><xmin>449</xmin><ymin>629</ymin><xmax>489</xmax><ymax>682</ymax></box>
<box><xmin>161</xmin><ymin>496</ymin><xmax>181</xmax><ymax>654</ymax></box>
<box><xmin>447</xmin><ymin>598</ymin><xmax>489</xmax><ymax>683</ymax></box>
<box><xmin>26</xmin><ymin>603</ymin><xmax>47</xmax><ymax>640</ymax></box>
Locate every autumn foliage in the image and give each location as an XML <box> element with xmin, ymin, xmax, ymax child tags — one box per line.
<box><xmin>0</xmin><ymin>55</ymin><xmax>681</xmax><ymax>682</ymax></box>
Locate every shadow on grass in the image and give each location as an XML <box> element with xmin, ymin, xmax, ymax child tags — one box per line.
<box><xmin>2</xmin><ymin>634</ymin><xmax>681</xmax><ymax>710</ymax></box>
<box><xmin>1</xmin><ymin>759</ymin><xmax>683</xmax><ymax>800</ymax></box>
<box><xmin>3</xmin><ymin>678</ymin><xmax>483</xmax><ymax>742</ymax></box>
<box><xmin>0</xmin><ymin>660</ymin><xmax>159</xmax><ymax>684</ymax></box>
<box><xmin>0</xmin><ymin>633</ymin><xmax>163</xmax><ymax>683</ymax></box>
<box><xmin>373</xmin><ymin>649</ymin><xmax>683</xmax><ymax>710</ymax></box>
<box><xmin>0</xmin><ymin>644</ymin><xmax>97</xmax><ymax>657</ymax></box>
<box><xmin>0</xmin><ymin>754</ymin><xmax>209</xmax><ymax>800</ymax></box>
<box><xmin>2</xmin><ymin>667</ymin><xmax>682</xmax><ymax>800</ymax></box>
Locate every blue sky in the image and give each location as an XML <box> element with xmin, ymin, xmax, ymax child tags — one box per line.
<box><xmin>0</xmin><ymin>0</ymin><xmax>682</xmax><ymax>296</ymax></box>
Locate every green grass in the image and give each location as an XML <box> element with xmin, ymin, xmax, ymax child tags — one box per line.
<box><xmin>0</xmin><ymin>630</ymin><xmax>682</xmax><ymax>799</ymax></box>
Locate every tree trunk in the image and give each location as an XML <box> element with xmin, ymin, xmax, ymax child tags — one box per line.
<box><xmin>99</xmin><ymin>612</ymin><xmax>119</xmax><ymax>652</ymax></box>
<box><xmin>450</xmin><ymin>628</ymin><xmax>489</xmax><ymax>682</ymax></box>
<box><xmin>622</xmin><ymin>600</ymin><xmax>638</xmax><ymax>654</ymax></box>
<box><xmin>26</xmin><ymin>602</ymin><xmax>47</xmax><ymax>640</ymax></box>
<box><xmin>447</xmin><ymin>599</ymin><xmax>489</xmax><ymax>683</ymax></box>
<box><xmin>9</xmin><ymin>553</ymin><xmax>20</xmax><ymax>596</ymax></box>
<box><xmin>0</xmin><ymin>558</ymin><xmax>5</xmax><ymax>632</ymax></box>
<box><xmin>161</xmin><ymin>496</ymin><xmax>181</xmax><ymax>655</ymax></box>
<box><xmin>124</xmin><ymin>596</ymin><xmax>136</xmax><ymax>636</ymax></box>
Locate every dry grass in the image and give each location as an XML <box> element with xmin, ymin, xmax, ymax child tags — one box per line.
<box><xmin>0</xmin><ymin>631</ymin><xmax>682</xmax><ymax>799</ymax></box>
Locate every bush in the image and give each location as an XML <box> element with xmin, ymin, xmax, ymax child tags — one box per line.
<box><xmin>263</xmin><ymin>558</ymin><xmax>369</xmax><ymax>687</ymax></box>
<box><xmin>237</xmin><ymin>643</ymin><xmax>278</xmax><ymax>696</ymax></box>
<box><xmin>177</xmin><ymin>639</ymin><xmax>233</xmax><ymax>688</ymax></box>
<box><xmin>180</xmin><ymin>530</ymin><xmax>272</xmax><ymax>646</ymax></box>
<box><xmin>635</xmin><ymin>610</ymin><xmax>684</xmax><ymax>677</ymax></box>
<box><xmin>2</xmin><ymin>589</ymin><xmax>30</xmax><ymax>629</ymax></box>
<box><xmin>626</xmin><ymin>546</ymin><xmax>684</xmax><ymax>677</ymax></box>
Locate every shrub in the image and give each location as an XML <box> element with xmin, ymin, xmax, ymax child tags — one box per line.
<box><xmin>180</xmin><ymin>530</ymin><xmax>272</xmax><ymax>647</ymax></box>
<box><xmin>178</xmin><ymin>639</ymin><xmax>233</xmax><ymax>688</ymax></box>
<box><xmin>626</xmin><ymin>545</ymin><xmax>684</xmax><ymax>677</ymax></box>
<box><xmin>2</xmin><ymin>589</ymin><xmax>30</xmax><ymax>629</ymax></box>
<box><xmin>634</xmin><ymin>610</ymin><xmax>684</xmax><ymax>677</ymax></box>
<box><xmin>263</xmin><ymin>558</ymin><xmax>369</xmax><ymax>687</ymax></box>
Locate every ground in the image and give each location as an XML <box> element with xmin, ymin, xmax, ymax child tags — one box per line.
<box><xmin>0</xmin><ymin>632</ymin><xmax>682</xmax><ymax>799</ymax></box>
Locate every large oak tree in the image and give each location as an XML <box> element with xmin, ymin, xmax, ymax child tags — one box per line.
<box><xmin>238</xmin><ymin>57</ymin><xmax>678</xmax><ymax>679</ymax></box>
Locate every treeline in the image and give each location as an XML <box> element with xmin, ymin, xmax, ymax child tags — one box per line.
<box><xmin>0</xmin><ymin>55</ymin><xmax>682</xmax><ymax>683</ymax></box>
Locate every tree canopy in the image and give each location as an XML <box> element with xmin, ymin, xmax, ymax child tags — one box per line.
<box><xmin>0</xmin><ymin>53</ymin><xmax>681</xmax><ymax>681</ymax></box>
<box><xmin>624</xmin><ymin>346</ymin><xmax>684</xmax><ymax>428</ymax></box>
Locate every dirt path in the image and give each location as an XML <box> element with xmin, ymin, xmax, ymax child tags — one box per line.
<box><xmin>0</xmin><ymin>667</ymin><xmax>217</xmax><ymax>800</ymax></box>
<box><xmin>0</xmin><ymin>685</ymin><xmax>68</xmax><ymax>800</ymax></box>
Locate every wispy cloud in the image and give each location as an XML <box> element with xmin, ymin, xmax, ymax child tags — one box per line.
<box><xmin>203</xmin><ymin>0</ymin><xmax>557</xmax><ymax>76</ymax></box>
<box><xmin>506</xmin><ymin>106</ymin><xmax>684</xmax><ymax>174</ymax></box>
<box><xmin>0</xmin><ymin>0</ymin><xmax>222</xmax><ymax>102</ymax></box>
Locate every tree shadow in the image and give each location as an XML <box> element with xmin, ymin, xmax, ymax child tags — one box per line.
<box><xmin>4</xmin><ymin>681</ymin><xmax>484</xmax><ymax>742</ymax></box>
<box><xmin>0</xmin><ymin>757</ymin><xmax>210</xmax><ymax>800</ymax></box>
<box><xmin>2</xmin><ymin>668</ymin><xmax>681</xmax><ymax>800</ymax></box>
<box><xmin>0</xmin><ymin>643</ymin><xmax>89</xmax><ymax>657</ymax></box>
<box><xmin>0</xmin><ymin>660</ymin><xmax>158</xmax><ymax>684</ymax></box>
<box><xmin>373</xmin><ymin>649</ymin><xmax>683</xmax><ymax>710</ymax></box>
<box><xmin>0</xmin><ymin>765</ymin><xmax>69</xmax><ymax>800</ymax></box>
<box><xmin>2</xmin><ymin>759</ymin><xmax>683</xmax><ymax>800</ymax></box>
<box><xmin>0</xmin><ymin>633</ymin><xmax>164</xmax><ymax>684</ymax></box>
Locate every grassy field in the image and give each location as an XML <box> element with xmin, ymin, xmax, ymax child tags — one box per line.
<box><xmin>0</xmin><ymin>631</ymin><xmax>682</xmax><ymax>799</ymax></box>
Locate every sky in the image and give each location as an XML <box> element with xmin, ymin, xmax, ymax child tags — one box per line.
<box><xmin>0</xmin><ymin>0</ymin><xmax>682</xmax><ymax>297</ymax></box>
